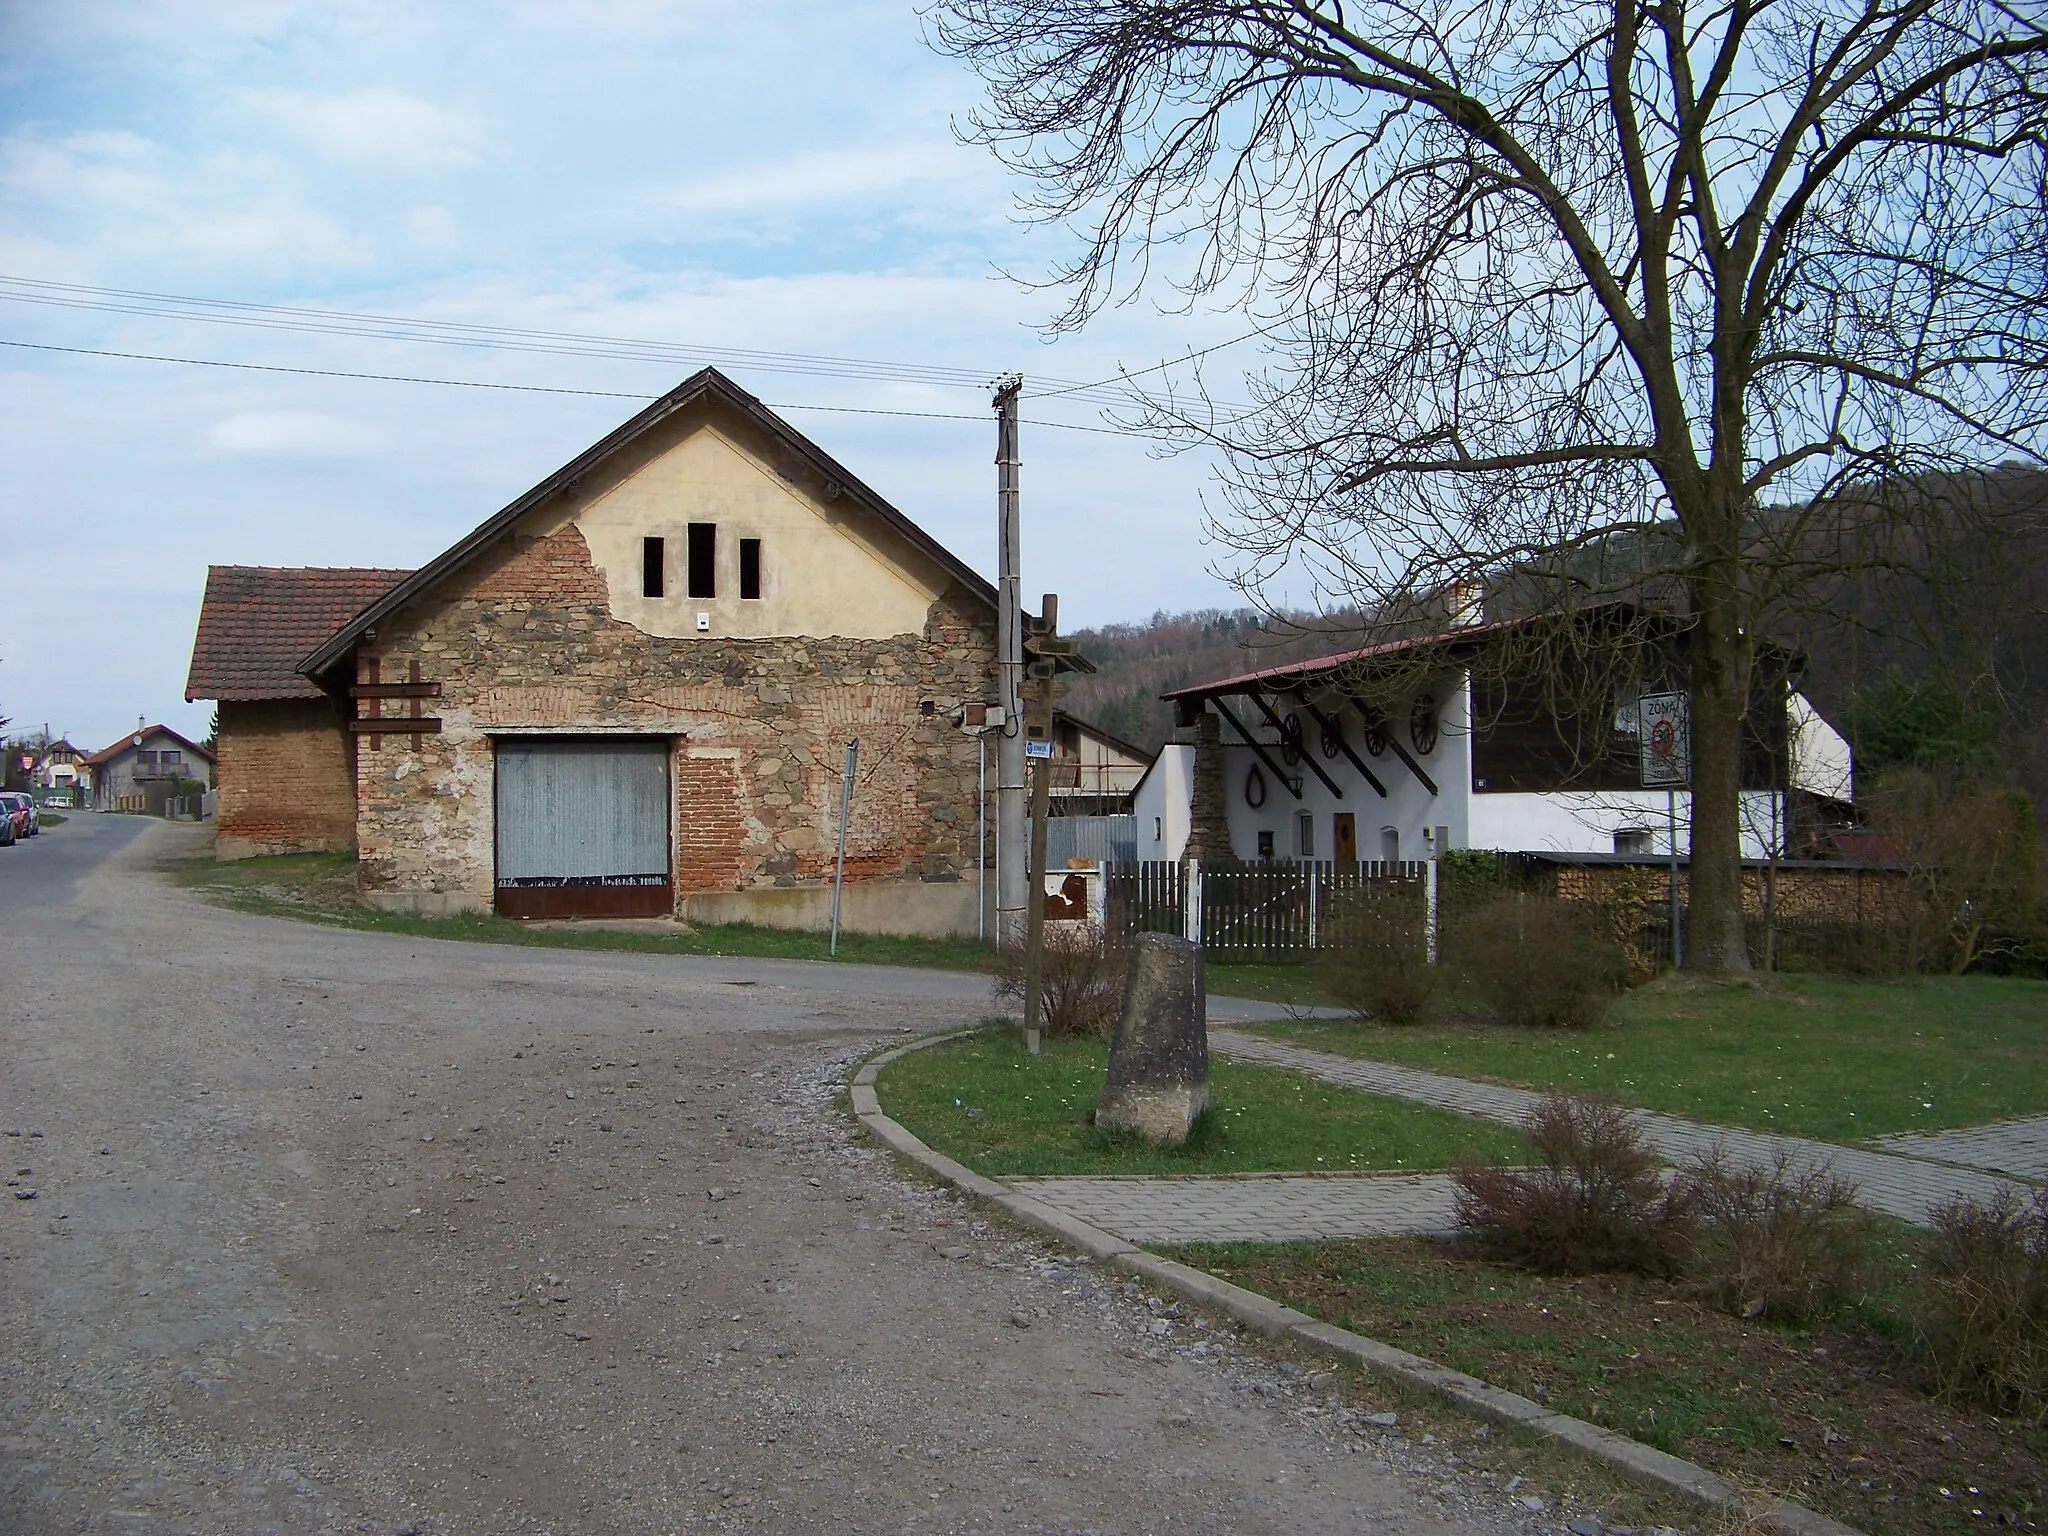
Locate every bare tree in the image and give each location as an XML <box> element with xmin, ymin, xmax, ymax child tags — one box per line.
<box><xmin>933</xmin><ymin>0</ymin><xmax>2048</xmax><ymax>970</ymax></box>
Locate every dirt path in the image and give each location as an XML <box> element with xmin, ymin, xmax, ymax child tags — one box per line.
<box><xmin>1</xmin><ymin>817</ymin><xmax>1558</xmax><ymax>1536</ymax></box>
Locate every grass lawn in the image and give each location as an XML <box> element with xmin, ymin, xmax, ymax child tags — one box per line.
<box><xmin>1168</xmin><ymin>1234</ymin><xmax>2043</xmax><ymax>1536</ymax></box>
<box><xmin>167</xmin><ymin>849</ymin><xmax>994</xmax><ymax>970</ymax></box>
<box><xmin>1194</xmin><ymin>962</ymin><xmax>1335</xmax><ymax>1010</ymax></box>
<box><xmin>1241</xmin><ymin>972</ymin><xmax>2048</xmax><ymax>1142</ymax></box>
<box><xmin>167</xmin><ymin>846</ymin><xmax>1344</xmax><ymax>1004</ymax></box>
<box><xmin>875</xmin><ymin>1028</ymin><xmax>1524</xmax><ymax>1177</ymax></box>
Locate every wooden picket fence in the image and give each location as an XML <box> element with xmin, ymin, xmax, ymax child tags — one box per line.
<box><xmin>1105</xmin><ymin>859</ymin><xmax>1431</xmax><ymax>961</ymax></box>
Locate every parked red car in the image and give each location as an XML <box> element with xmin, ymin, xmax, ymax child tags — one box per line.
<box><xmin>0</xmin><ymin>793</ymin><xmax>35</xmax><ymax>838</ymax></box>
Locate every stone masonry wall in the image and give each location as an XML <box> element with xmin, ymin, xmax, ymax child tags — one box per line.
<box><xmin>353</xmin><ymin>526</ymin><xmax>995</xmax><ymax>911</ymax></box>
<box><xmin>215</xmin><ymin>698</ymin><xmax>357</xmax><ymax>858</ymax></box>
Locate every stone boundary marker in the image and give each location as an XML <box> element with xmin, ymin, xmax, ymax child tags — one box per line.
<box><xmin>848</xmin><ymin>1030</ymin><xmax>1867</xmax><ymax>1536</ymax></box>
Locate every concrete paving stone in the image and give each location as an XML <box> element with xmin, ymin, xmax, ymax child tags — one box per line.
<box><xmin>1007</xmin><ymin>1172</ymin><xmax>1463</xmax><ymax>1244</ymax></box>
<box><xmin>1209</xmin><ymin>1028</ymin><xmax>2032</xmax><ymax>1226</ymax></box>
<box><xmin>1874</xmin><ymin>1115</ymin><xmax>2048</xmax><ymax>1183</ymax></box>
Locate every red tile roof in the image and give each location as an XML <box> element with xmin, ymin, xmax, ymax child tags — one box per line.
<box><xmin>1158</xmin><ymin>614</ymin><xmax>1538</xmax><ymax>700</ymax></box>
<box><xmin>186</xmin><ymin>565</ymin><xmax>411</xmax><ymax>702</ymax></box>
<box><xmin>85</xmin><ymin>724</ymin><xmax>216</xmax><ymax>767</ymax></box>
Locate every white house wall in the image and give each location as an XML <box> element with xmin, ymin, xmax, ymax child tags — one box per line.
<box><xmin>1131</xmin><ymin>743</ymin><xmax>1195</xmax><ymax>860</ymax></box>
<box><xmin>1790</xmin><ymin>692</ymin><xmax>1854</xmax><ymax>802</ymax></box>
<box><xmin>1466</xmin><ymin>789</ymin><xmax>1785</xmax><ymax>859</ymax></box>
<box><xmin>1220</xmin><ymin>673</ymin><xmax>1473</xmax><ymax>864</ymax></box>
<box><xmin>1136</xmin><ymin>670</ymin><xmax>1795</xmax><ymax>863</ymax></box>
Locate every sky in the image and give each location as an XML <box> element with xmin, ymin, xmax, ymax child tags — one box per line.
<box><xmin>0</xmin><ymin>0</ymin><xmax>1263</xmax><ymax>752</ymax></box>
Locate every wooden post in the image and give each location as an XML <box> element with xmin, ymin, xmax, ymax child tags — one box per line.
<box><xmin>1021</xmin><ymin>594</ymin><xmax>1058</xmax><ymax>1056</ymax></box>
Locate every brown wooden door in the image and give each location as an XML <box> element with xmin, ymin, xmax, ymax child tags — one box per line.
<box><xmin>1333</xmin><ymin>812</ymin><xmax>1357</xmax><ymax>864</ymax></box>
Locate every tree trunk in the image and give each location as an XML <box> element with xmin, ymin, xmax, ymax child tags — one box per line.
<box><xmin>1686</xmin><ymin>560</ymin><xmax>1754</xmax><ymax>973</ymax></box>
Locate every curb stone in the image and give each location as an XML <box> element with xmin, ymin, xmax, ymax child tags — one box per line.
<box><xmin>849</xmin><ymin>1027</ymin><xmax>1867</xmax><ymax>1536</ymax></box>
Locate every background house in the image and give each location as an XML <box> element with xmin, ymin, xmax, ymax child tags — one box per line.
<box><xmin>29</xmin><ymin>738</ymin><xmax>90</xmax><ymax>803</ymax></box>
<box><xmin>88</xmin><ymin>725</ymin><xmax>215</xmax><ymax>814</ymax></box>
<box><xmin>1045</xmin><ymin>711</ymin><xmax>1150</xmax><ymax>816</ymax></box>
<box><xmin>1133</xmin><ymin>608</ymin><xmax>1854</xmax><ymax>866</ymax></box>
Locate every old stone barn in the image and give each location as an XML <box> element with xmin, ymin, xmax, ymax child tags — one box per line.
<box><xmin>187</xmin><ymin>369</ymin><xmax>1000</xmax><ymax>936</ymax></box>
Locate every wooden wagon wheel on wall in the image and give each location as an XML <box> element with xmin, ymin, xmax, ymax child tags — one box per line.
<box><xmin>1410</xmin><ymin>695</ymin><xmax>1439</xmax><ymax>755</ymax></box>
<box><xmin>1360</xmin><ymin>707</ymin><xmax>1388</xmax><ymax>757</ymax></box>
<box><xmin>1280</xmin><ymin>713</ymin><xmax>1304</xmax><ymax>766</ymax></box>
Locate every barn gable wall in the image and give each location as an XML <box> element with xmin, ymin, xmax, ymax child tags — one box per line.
<box><xmin>352</xmin><ymin>524</ymin><xmax>994</xmax><ymax>925</ymax></box>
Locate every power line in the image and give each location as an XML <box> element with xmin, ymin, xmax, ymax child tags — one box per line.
<box><xmin>0</xmin><ymin>337</ymin><xmax>1143</xmax><ymax>436</ymax></box>
<box><xmin>0</xmin><ymin>274</ymin><xmax>1171</xmax><ymax>410</ymax></box>
<box><xmin>1032</xmin><ymin>292</ymin><xmax>1347</xmax><ymax>403</ymax></box>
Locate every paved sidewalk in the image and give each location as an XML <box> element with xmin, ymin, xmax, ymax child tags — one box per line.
<box><xmin>1007</xmin><ymin>1172</ymin><xmax>1461</xmax><ymax>1245</ymax></box>
<box><xmin>1874</xmin><ymin>1114</ymin><xmax>2048</xmax><ymax>1183</ymax></box>
<box><xmin>1212</xmin><ymin>1028</ymin><xmax>2029</xmax><ymax>1226</ymax></box>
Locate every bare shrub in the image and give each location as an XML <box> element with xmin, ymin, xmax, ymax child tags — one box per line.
<box><xmin>1675</xmin><ymin>1147</ymin><xmax>1874</xmax><ymax>1322</ymax></box>
<box><xmin>1865</xmin><ymin>770</ymin><xmax>2043</xmax><ymax>974</ymax></box>
<box><xmin>1317</xmin><ymin>891</ymin><xmax>1437</xmax><ymax>1025</ymax></box>
<box><xmin>1915</xmin><ymin>1187</ymin><xmax>2048</xmax><ymax>1421</ymax></box>
<box><xmin>991</xmin><ymin>926</ymin><xmax>1129</xmax><ymax>1040</ymax></box>
<box><xmin>1453</xmin><ymin>1094</ymin><xmax>1692</xmax><ymax>1274</ymax></box>
<box><xmin>1449</xmin><ymin>892</ymin><xmax>1629</xmax><ymax>1028</ymax></box>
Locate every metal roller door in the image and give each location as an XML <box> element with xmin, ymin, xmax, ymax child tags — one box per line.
<box><xmin>494</xmin><ymin>737</ymin><xmax>673</xmax><ymax>918</ymax></box>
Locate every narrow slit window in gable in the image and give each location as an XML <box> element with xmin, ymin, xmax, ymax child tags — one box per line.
<box><xmin>687</xmin><ymin>523</ymin><xmax>717</xmax><ymax>598</ymax></box>
<box><xmin>642</xmin><ymin>536</ymin><xmax>665</xmax><ymax>598</ymax></box>
<box><xmin>739</xmin><ymin>538</ymin><xmax>761</xmax><ymax>599</ymax></box>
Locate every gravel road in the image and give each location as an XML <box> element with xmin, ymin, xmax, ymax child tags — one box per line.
<box><xmin>0</xmin><ymin>816</ymin><xmax>1568</xmax><ymax>1536</ymax></box>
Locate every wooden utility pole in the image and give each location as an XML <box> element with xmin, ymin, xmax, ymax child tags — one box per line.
<box><xmin>993</xmin><ymin>378</ymin><xmax>1027</xmax><ymax>949</ymax></box>
<box><xmin>1021</xmin><ymin>593</ymin><xmax>1060</xmax><ymax>1055</ymax></box>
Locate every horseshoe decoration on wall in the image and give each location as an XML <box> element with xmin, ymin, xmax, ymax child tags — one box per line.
<box><xmin>1410</xmin><ymin>694</ymin><xmax>1439</xmax><ymax>755</ymax></box>
<box><xmin>1244</xmin><ymin>765</ymin><xmax>1268</xmax><ymax>808</ymax></box>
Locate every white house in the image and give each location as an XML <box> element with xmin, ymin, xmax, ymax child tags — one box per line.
<box><xmin>1132</xmin><ymin>610</ymin><xmax>1854</xmax><ymax>865</ymax></box>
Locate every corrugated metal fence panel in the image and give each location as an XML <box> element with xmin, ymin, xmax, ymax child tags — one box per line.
<box><xmin>495</xmin><ymin>739</ymin><xmax>670</xmax><ymax>884</ymax></box>
<box><xmin>1047</xmin><ymin>814</ymin><xmax>1138</xmax><ymax>868</ymax></box>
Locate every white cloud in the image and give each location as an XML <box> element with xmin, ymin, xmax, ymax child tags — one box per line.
<box><xmin>0</xmin><ymin>129</ymin><xmax>379</xmax><ymax>277</ymax></box>
<box><xmin>236</xmin><ymin>87</ymin><xmax>486</xmax><ymax>174</ymax></box>
<box><xmin>202</xmin><ymin>410</ymin><xmax>384</xmax><ymax>457</ymax></box>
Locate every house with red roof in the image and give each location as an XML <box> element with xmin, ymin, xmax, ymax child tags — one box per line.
<box><xmin>184</xmin><ymin>368</ymin><xmax>1012</xmax><ymax>936</ymax></box>
<box><xmin>86</xmin><ymin>724</ymin><xmax>215</xmax><ymax>815</ymax></box>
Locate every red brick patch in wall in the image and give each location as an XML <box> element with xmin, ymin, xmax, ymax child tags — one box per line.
<box><xmin>215</xmin><ymin>699</ymin><xmax>357</xmax><ymax>850</ymax></box>
<box><xmin>675</xmin><ymin>753</ymin><xmax>746</xmax><ymax>895</ymax></box>
<box><xmin>470</xmin><ymin>527</ymin><xmax>612</xmax><ymax>603</ymax></box>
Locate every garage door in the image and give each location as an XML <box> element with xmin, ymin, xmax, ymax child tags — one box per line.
<box><xmin>494</xmin><ymin>737</ymin><xmax>673</xmax><ymax>919</ymax></box>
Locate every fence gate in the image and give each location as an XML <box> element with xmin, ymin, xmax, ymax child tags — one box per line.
<box><xmin>494</xmin><ymin>737</ymin><xmax>673</xmax><ymax>919</ymax></box>
<box><xmin>1105</xmin><ymin>859</ymin><xmax>1429</xmax><ymax>959</ymax></box>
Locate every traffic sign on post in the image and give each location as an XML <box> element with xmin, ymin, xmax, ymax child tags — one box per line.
<box><xmin>1637</xmin><ymin>692</ymin><xmax>1691</xmax><ymax>787</ymax></box>
<box><xmin>1637</xmin><ymin>691</ymin><xmax>1689</xmax><ymax>969</ymax></box>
